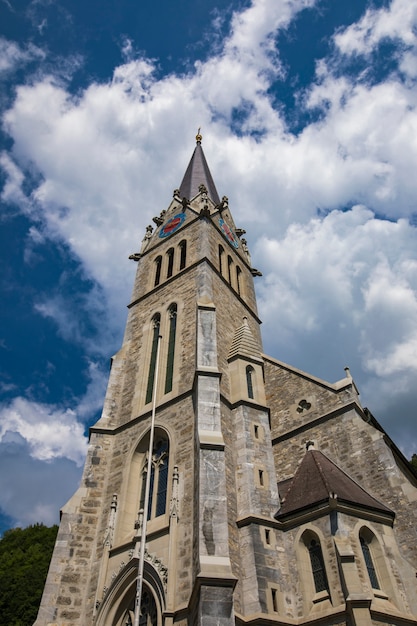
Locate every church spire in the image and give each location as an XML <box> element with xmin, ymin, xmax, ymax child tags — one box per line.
<box><xmin>178</xmin><ymin>130</ymin><xmax>220</xmax><ymax>204</ymax></box>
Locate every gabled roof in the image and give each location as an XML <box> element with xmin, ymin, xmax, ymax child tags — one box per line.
<box><xmin>179</xmin><ymin>135</ymin><xmax>220</xmax><ymax>204</ymax></box>
<box><xmin>228</xmin><ymin>317</ymin><xmax>262</xmax><ymax>361</ymax></box>
<box><xmin>276</xmin><ymin>449</ymin><xmax>393</xmax><ymax>520</ymax></box>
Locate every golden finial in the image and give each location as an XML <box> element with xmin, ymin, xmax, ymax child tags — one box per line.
<box><xmin>196</xmin><ymin>127</ymin><xmax>202</xmax><ymax>144</ymax></box>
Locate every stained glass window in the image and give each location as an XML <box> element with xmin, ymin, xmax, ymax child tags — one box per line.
<box><xmin>360</xmin><ymin>535</ymin><xmax>380</xmax><ymax>589</ymax></box>
<box><xmin>308</xmin><ymin>539</ymin><xmax>329</xmax><ymax>593</ymax></box>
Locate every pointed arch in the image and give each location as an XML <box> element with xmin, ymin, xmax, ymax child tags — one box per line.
<box><xmin>94</xmin><ymin>558</ymin><xmax>165</xmax><ymax>626</ymax></box>
<box><xmin>296</xmin><ymin>528</ymin><xmax>332</xmax><ymax>612</ymax></box>
<box><xmin>146</xmin><ymin>314</ymin><xmax>161</xmax><ymax>404</ymax></box>
<box><xmin>139</xmin><ymin>430</ymin><xmax>170</xmax><ymax>521</ymax></box>
<box><xmin>164</xmin><ymin>304</ymin><xmax>177</xmax><ymax>394</ymax></box>
<box><xmin>236</xmin><ymin>265</ymin><xmax>242</xmax><ymax>295</ymax></box>
<box><xmin>218</xmin><ymin>244</ymin><xmax>224</xmax><ymax>276</ymax></box>
<box><xmin>154</xmin><ymin>256</ymin><xmax>162</xmax><ymax>287</ymax></box>
<box><xmin>356</xmin><ymin>524</ymin><xmax>400</xmax><ymax>607</ymax></box>
<box><xmin>227</xmin><ymin>255</ymin><xmax>233</xmax><ymax>284</ymax></box>
<box><xmin>307</xmin><ymin>536</ymin><xmax>329</xmax><ymax>594</ymax></box>
<box><xmin>166</xmin><ymin>248</ymin><xmax>174</xmax><ymax>279</ymax></box>
<box><xmin>178</xmin><ymin>240</ymin><xmax>187</xmax><ymax>270</ymax></box>
<box><xmin>359</xmin><ymin>526</ymin><xmax>382</xmax><ymax>590</ymax></box>
<box><xmin>246</xmin><ymin>365</ymin><xmax>255</xmax><ymax>399</ymax></box>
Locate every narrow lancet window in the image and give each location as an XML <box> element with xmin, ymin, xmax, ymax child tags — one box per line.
<box><xmin>308</xmin><ymin>538</ymin><xmax>329</xmax><ymax>593</ymax></box>
<box><xmin>146</xmin><ymin>314</ymin><xmax>161</xmax><ymax>404</ymax></box>
<box><xmin>236</xmin><ymin>266</ymin><xmax>242</xmax><ymax>295</ymax></box>
<box><xmin>154</xmin><ymin>256</ymin><xmax>162</xmax><ymax>287</ymax></box>
<box><xmin>164</xmin><ymin>304</ymin><xmax>177</xmax><ymax>393</ymax></box>
<box><xmin>246</xmin><ymin>365</ymin><xmax>254</xmax><ymax>399</ymax></box>
<box><xmin>219</xmin><ymin>245</ymin><xmax>224</xmax><ymax>276</ymax></box>
<box><xmin>179</xmin><ymin>240</ymin><xmax>187</xmax><ymax>270</ymax></box>
<box><xmin>227</xmin><ymin>255</ymin><xmax>233</xmax><ymax>284</ymax></box>
<box><xmin>166</xmin><ymin>248</ymin><xmax>174</xmax><ymax>278</ymax></box>
<box><xmin>360</xmin><ymin>535</ymin><xmax>380</xmax><ymax>589</ymax></box>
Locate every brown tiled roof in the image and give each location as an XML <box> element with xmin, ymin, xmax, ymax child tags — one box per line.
<box><xmin>276</xmin><ymin>449</ymin><xmax>393</xmax><ymax>518</ymax></box>
<box><xmin>179</xmin><ymin>141</ymin><xmax>220</xmax><ymax>204</ymax></box>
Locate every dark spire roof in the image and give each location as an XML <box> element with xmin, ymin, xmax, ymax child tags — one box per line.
<box><xmin>276</xmin><ymin>448</ymin><xmax>393</xmax><ymax>519</ymax></box>
<box><xmin>179</xmin><ymin>133</ymin><xmax>220</xmax><ymax>204</ymax></box>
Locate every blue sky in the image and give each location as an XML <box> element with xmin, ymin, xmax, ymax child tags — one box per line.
<box><xmin>1</xmin><ymin>0</ymin><xmax>417</xmax><ymax>534</ymax></box>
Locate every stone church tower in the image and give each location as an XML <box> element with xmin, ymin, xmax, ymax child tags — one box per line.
<box><xmin>35</xmin><ymin>134</ymin><xmax>417</xmax><ymax>626</ymax></box>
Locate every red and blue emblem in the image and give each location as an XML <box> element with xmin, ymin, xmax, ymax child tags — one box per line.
<box><xmin>159</xmin><ymin>213</ymin><xmax>186</xmax><ymax>238</ymax></box>
<box><xmin>219</xmin><ymin>218</ymin><xmax>239</xmax><ymax>249</ymax></box>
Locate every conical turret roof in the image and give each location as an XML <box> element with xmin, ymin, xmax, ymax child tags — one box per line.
<box><xmin>228</xmin><ymin>317</ymin><xmax>262</xmax><ymax>361</ymax></box>
<box><xmin>179</xmin><ymin>132</ymin><xmax>220</xmax><ymax>204</ymax></box>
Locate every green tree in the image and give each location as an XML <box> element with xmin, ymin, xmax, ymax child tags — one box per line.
<box><xmin>411</xmin><ymin>454</ymin><xmax>417</xmax><ymax>473</ymax></box>
<box><xmin>0</xmin><ymin>523</ymin><xmax>58</xmax><ymax>626</ymax></box>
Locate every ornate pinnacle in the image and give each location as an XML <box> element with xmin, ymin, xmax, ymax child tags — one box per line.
<box><xmin>196</xmin><ymin>127</ymin><xmax>202</xmax><ymax>144</ymax></box>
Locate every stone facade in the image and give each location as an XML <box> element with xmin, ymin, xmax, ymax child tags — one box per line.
<box><xmin>35</xmin><ymin>139</ymin><xmax>417</xmax><ymax>626</ymax></box>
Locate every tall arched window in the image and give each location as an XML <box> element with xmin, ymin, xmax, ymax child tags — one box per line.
<box><xmin>166</xmin><ymin>248</ymin><xmax>174</xmax><ymax>278</ymax></box>
<box><xmin>246</xmin><ymin>365</ymin><xmax>254</xmax><ymax>399</ymax></box>
<box><xmin>139</xmin><ymin>433</ymin><xmax>169</xmax><ymax>521</ymax></box>
<box><xmin>360</xmin><ymin>532</ymin><xmax>380</xmax><ymax>589</ymax></box>
<box><xmin>146</xmin><ymin>314</ymin><xmax>161</xmax><ymax>404</ymax></box>
<box><xmin>179</xmin><ymin>240</ymin><xmax>187</xmax><ymax>270</ymax></box>
<box><xmin>236</xmin><ymin>266</ymin><xmax>242</xmax><ymax>295</ymax></box>
<box><xmin>164</xmin><ymin>304</ymin><xmax>177</xmax><ymax>394</ymax></box>
<box><xmin>154</xmin><ymin>256</ymin><xmax>162</xmax><ymax>287</ymax></box>
<box><xmin>308</xmin><ymin>538</ymin><xmax>329</xmax><ymax>594</ymax></box>
<box><xmin>227</xmin><ymin>255</ymin><xmax>233</xmax><ymax>284</ymax></box>
<box><xmin>219</xmin><ymin>245</ymin><xmax>224</xmax><ymax>276</ymax></box>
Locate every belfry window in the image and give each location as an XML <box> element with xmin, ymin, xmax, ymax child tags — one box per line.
<box><xmin>360</xmin><ymin>534</ymin><xmax>380</xmax><ymax>589</ymax></box>
<box><xmin>164</xmin><ymin>304</ymin><xmax>177</xmax><ymax>393</ymax></box>
<box><xmin>140</xmin><ymin>434</ymin><xmax>170</xmax><ymax>520</ymax></box>
<box><xmin>154</xmin><ymin>256</ymin><xmax>162</xmax><ymax>287</ymax></box>
<box><xmin>236</xmin><ymin>266</ymin><xmax>242</xmax><ymax>295</ymax></box>
<box><xmin>227</xmin><ymin>255</ymin><xmax>233</xmax><ymax>284</ymax></box>
<box><xmin>308</xmin><ymin>538</ymin><xmax>329</xmax><ymax>594</ymax></box>
<box><xmin>246</xmin><ymin>365</ymin><xmax>254</xmax><ymax>399</ymax></box>
<box><xmin>179</xmin><ymin>240</ymin><xmax>187</xmax><ymax>270</ymax></box>
<box><xmin>145</xmin><ymin>314</ymin><xmax>161</xmax><ymax>404</ymax></box>
<box><xmin>166</xmin><ymin>248</ymin><xmax>174</xmax><ymax>278</ymax></box>
<box><xmin>219</xmin><ymin>245</ymin><xmax>224</xmax><ymax>276</ymax></box>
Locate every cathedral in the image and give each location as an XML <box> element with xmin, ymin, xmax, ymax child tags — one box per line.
<box><xmin>35</xmin><ymin>133</ymin><xmax>417</xmax><ymax>626</ymax></box>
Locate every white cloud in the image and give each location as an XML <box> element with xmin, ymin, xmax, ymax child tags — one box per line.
<box><xmin>0</xmin><ymin>438</ymin><xmax>83</xmax><ymax>526</ymax></box>
<box><xmin>2</xmin><ymin>0</ymin><xmax>417</xmax><ymax>526</ymax></box>
<box><xmin>0</xmin><ymin>397</ymin><xmax>87</xmax><ymax>464</ymax></box>
<box><xmin>255</xmin><ymin>204</ymin><xmax>417</xmax><ymax>458</ymax></box>
<box><xmin>0</xmin><ymin>362</ymin><xmax>108</xmax><ymax>526</ymax></box>
<box><xmin>0</xmin><ymin>37</ymin><xmax>45</xmax><ymax>74</ymax></box>
<box><xmin>334</xmin><ymin>0</ymin><xmax>417</xmax><ymax>57</ymax></box>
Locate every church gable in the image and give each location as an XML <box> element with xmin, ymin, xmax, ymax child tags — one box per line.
<box><xmin>263</xmin><ymin>354</ymin><xmax>360</xmax><ymax>440</ymax></box>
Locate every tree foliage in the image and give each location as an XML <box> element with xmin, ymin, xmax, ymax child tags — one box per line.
<box><xmin>410</xmin><ymin>454</ymin><xmax>417</xmax><ymax>472</ymax></box>
<box><xmin>0</xmin><ymin>523</ymin><xmax>58</xmax><ymax>626</ymax></box>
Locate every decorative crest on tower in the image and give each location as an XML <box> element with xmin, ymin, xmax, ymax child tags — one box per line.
<box><xmin>196</xmin><ymin>127</ymin><xmax>202</xmax><ymax>144</ymax></box>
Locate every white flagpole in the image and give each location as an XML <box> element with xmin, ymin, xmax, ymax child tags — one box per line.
<box><xmin>133</xmin><ymin>333</ymin><xmax>162</xmax><ymax>626</ymax></box>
